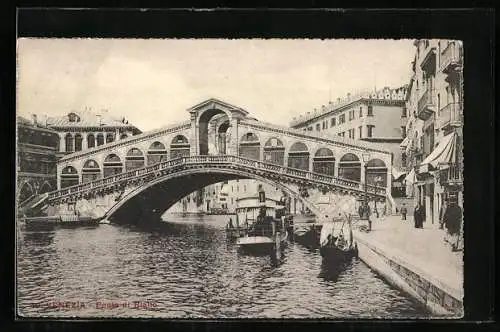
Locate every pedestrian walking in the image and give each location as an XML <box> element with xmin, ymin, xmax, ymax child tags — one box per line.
<box><xmin>439</xmin><ymin>200</ymin><xmax>447</xmax><ymax>230</ymax></box>
<box><xmin>400</xmin><ymin>203</ymin><xmax>407</xmax><ymax>221</ymax></box>
<box><xmin>443</xmin><ymin>198</ymin><xmax>462</xmax><ymax>251</ymax></box>
<box><xmin>413</xmin><ymin>202</ymin><xmax>425</xmax><ymax>228</ymax></box>
<box><xmin>358</xmin><ymin>202</ymin><xmax>372</xmax><ymax>231</ymax></box>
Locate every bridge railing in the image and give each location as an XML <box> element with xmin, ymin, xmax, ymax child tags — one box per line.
<box><xmin>47</xmin><ymin>154</ymin><xmax>386</xmax><ymax>200</ymax></box>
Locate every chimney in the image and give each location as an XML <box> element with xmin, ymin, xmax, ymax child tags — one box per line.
<box><xmin>32</xmin><ymin>114</ymin><xmax>37</xmax><ymax>126</ymax></box>
<box><xmin>322</xmin><ymin>105</ymin><xmax>326</xmax><ymax>111</ymax></box>
<box><xmin>96</xmin><ymin>114</ymin><xmax>102</xmax><ymax>126</ymax></box>
<box><xmin>337</xmin><ymin>97</ymin><xmax>341</xmax><ymax>103</ymax></box>
<box><xmin>347</xmin><ymin>93</ymin><xmax>351</xmax><ymax>101</ymax></box>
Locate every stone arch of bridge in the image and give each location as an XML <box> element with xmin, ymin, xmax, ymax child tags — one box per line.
<box><xmin>103</xmin><ymin>167</ymin><xmax>326</xmax><ymax>224</ymax></box>
<box><xmin>197</xmin><ymin>108</ymin><xmax>233</xmax><ymax>156</ymax></box>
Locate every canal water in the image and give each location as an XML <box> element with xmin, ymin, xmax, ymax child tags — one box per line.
<box><xmin>17</xmin><ymin>214</ymin><xmax>430</xmax><ymax>319</ymax></box>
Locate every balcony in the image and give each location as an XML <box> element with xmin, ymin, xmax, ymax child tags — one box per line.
<box><xmin>417</xmin><ymin>89</ymin><xmax>436</xmax><ymax>120</ymax></box>
<box><xmin>439</xmin><ymin>163</ymin><xmax>462</xmax><ymax>187</ymax></box>
<box><xmin>438</xmin><ymin>102</ymin><xmax>463</xmax><ymax>130</ymax></box>
<box><xmin>440</xmin><ymin>41</ymin><xmax>462</xmax><ymax>75</ymax></box>
<box><xmin>420</xmin><ymin>45</ymin><xmax>437</xmax><ymax>74</ymax></box>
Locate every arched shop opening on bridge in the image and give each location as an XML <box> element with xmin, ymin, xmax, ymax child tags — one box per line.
<box><xmin>103</xmin><ymin>154</ymin><xmax>123</xmax><ymax>178</ymax></box>
<box><xmin>170</xmin><ymin>135</ymin><xmax>190</xmax><ymax>159</ymax></box>
<box><xmin>60</xmin><ymin>166</ymin><xmax>80</xmax><ymax>188</ymax></box>
<box><xmin>239</xmin><ymin>132</ymin><xmax>260</xmax><ymax>160</ymax></box>
<box><xmin>125</xmin><ymin>148</ymin><xmax>145</xmax><ymax>171</ymax></box>
<box><xmin>313</xmin><ymin>147</ymin><xmax>335</xmax><ymax>176</ymax></box>
<box><xmin>288</xmin><ymin>142</ymin><xmax>310</xmax><ymax>171</ymax></box>
<box><xmin>366</xmin><ymin>158</ymin><xmax>388</xmax><ymax>187</ymax></box>
<box><xmin>338</xmin><ymin>153</ymin><xmax>361</xmax><ymax>182</ymax></box>
<box><xmin>147</xmin><ymin>141</ymin><xmax>168</xmax><ymax>165</ymax></box>
<box><xmin>263</xmin><ymin>137</ymin><xmax>285</xmax><ymax>165</ymax></box>
<box><xmin>82</xmin><ymin>159</ymin><xmax>101</xmax><ymax>183</ymax></box>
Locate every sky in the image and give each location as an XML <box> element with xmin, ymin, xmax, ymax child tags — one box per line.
<box><xmin>17</xmin><ymin>38</ymin><xmax>415</xmax><ymax>131</ymax></box>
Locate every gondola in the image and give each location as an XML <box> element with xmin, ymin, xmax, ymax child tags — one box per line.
<box><xmin>319</xmin><ymin>215</ymin><xmax>358</xmax><ymax>264</ymax></box>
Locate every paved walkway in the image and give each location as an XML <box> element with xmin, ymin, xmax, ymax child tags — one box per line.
<box><xmin>353</xmin><ymin>214</ymin><xmax>464</xmax><ymax>301</ymax></box>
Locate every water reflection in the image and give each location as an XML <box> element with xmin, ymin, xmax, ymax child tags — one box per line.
<box><xmin>16</xmin><ymin>214</ymin><xmax>429</xmax><ymax>318</ymax></box>
<box><xmin>319</xmin><ymin>257</ymin><xmax>356</xmax><ymax>282</ymax></box>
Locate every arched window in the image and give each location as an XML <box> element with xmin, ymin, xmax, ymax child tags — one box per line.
<box><xmin>338</xmin><ymin>153</ymin><xmax>361</xmax><ymax>182</ymax></box>
<box><xmin>239</xmin><ymin>132</ymin><xmax>260</xmax><ymax>160</ymax></box>
<box><xmin>19</xmin><ymin>182</ymin><xmax>34</xmax><ymax>203</ymax></box>
<box><xmin>87</xmin><ymin>134</ymin><xmax>95</xmax><ymax>149</ymax></box>
<box><xmin>96</xmin><ymin>133</ymin><xmax>105</xmax><ymax>146</ymax></box>
<box><xmin>60</xmin><ymin>166</ymin><xmax>79</xmax><ymax>188</ymax></box>
<box><xmin>313</xmin><ymin>148</ymin><xmax>335</xmax><ymax>176</ymax></box>
<box><xmin>147</xmin><ymin>141</ymin><xmax>168</xmax><ymax>165</ymax></box>
<box><xmin>125</xmin><ymin>148</ymin><xmax>145</xmax><ymax>171</ymax></box>
<box><xmin>103</xmin><ymin>154</ymin><xmax>123</xmax><ymax>178</ymax></box>
<box><xmin>366</xmin><ymin>158</ymin><xmax>388</xmax><ymax>187</ymax></box>
<box><xmin>74</xmin><ymin>134</ymin><xmax>83</xmax><ymax>152</ymax></box>
<box><xmin>288</xmin><ymin>142</ymin><xmax>310</xmax><ymax>171</ymax></box>
<box><xmin>82</xmin><ymin>159</ymin><xmax>101</xmax><ymax>183</ymax></box>
<box><xmin>170</xmin><ymin>135</ymin><xmax>190</xmax><ymax>159</ymax></box>
<box><xmin>120</xmin><ymin>133</ymin><xmax>128</xmax><ymax>139</ymax></box>
<box><xmin>106</xmin><ymin>133</ymin><xmax>115</xmax><ymax>143</ymax></box>
<box><xmin>263</xmin><ymin>137</ymin><xmax>285</xmax><ymax>165</ymax></box>
<box><xmin>65</xmin><ymin>133</ymin><xmax>74</xmax><ymax>153</ymax></box>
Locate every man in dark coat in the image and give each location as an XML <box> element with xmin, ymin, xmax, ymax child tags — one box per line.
<box><xmin>443</xmin><ymin>200</ymin><xmax>462</xmax><ymax>250</ymax></box>
<box><xmin>439</xmin><ymin>200</ymin><xmax>447</xmax><ymax>230</ymax></box>
<box><xmin>413</xmin><ymin>202</ymin><xmax>425</xmax><ymax>228</ymax></box>
<box><xmin>358</xmin><ymin>202</ymin><xmax>372</xmax><ymax>231</ymax></box>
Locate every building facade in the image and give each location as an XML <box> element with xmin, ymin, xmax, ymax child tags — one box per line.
<box><xmin>17</xmin><ymin>116</ymin><xmax>59</xmax><ymax>213</ymax></box>
<box><xmin>289</xmin><ymin>86</ymin><xmax>408</xmax><ymax>192</ymax></box>
<box><xmin>43</xmin><ymin>108</ymin><xmax>141</xmax><ymax>158</ymax></box>
<box><xmin>400</xmin><ymin>39</ymin><xmax>463</xmax><ymax>227</ymax></box>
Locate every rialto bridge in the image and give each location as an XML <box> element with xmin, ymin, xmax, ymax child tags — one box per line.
<box><xmin>38</xmin><ymin>98</ymin><xmax>394</xmax><ymax>223</ymax></box>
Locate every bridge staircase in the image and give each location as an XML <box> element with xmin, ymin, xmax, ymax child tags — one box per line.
<box><xmin>18</xmin><ymin>193</ymin><xmax>49</xmax><ymax>217</ymax></box>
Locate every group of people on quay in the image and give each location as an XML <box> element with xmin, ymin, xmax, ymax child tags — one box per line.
<box><xmin>356</xmin><ymin>195</ymin><xmax>462</xmax><ymax>253</ymax></box>
<box><xmin>399</xmin><ymin>194</ymin><xmax>463</xmax><ymax>252</ymax></box>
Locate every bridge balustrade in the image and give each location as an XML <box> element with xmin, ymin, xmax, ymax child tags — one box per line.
<box><xmin>48</xmin><ymin>155</ymin><xmax>387</xmax><ymax>202</ymax></box>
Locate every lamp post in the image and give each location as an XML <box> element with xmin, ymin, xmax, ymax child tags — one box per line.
<box><xmin>374</xmin><ymin>175</ymin><xmax>383</xmax><ymax>218</ymax></box>
<box><xmin>361</xmin><ymin>151</ymin><xmax>371</xmax><ymax>230</ymax></box>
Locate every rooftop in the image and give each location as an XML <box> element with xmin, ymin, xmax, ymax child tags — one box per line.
<box><xmin>17</xmin><ymin>115</ymin><xmax>58</xmax><ymax>134</ymax></box>
<box><xmin>45</xmin><ymin>108</ymin><xmax>142</xmax><ymax>133</ymax></box>
<box><xmin>290</xmin><ymin>85</ymin><xmax>407</xmax><ymax>127</ymax></box>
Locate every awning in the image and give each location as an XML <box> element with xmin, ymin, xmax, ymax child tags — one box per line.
<box><xmin>418</xmin><ymin>132</ymin><xmax>457</xmax><ymax>174</ymax></box>
<box><xmin>399</xmin><ymin>136</ymin><xmax>409</xmax><ymax>148</ymax></box>
<box><xmin>392</xmin><ymin>168</ymin><xmax>406</xmax><ymax>181</ymax></box>
<box><xmin>404</xmin><ymin>169</ymin><xmax>416</xmax><ymax>184</ymax></box>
